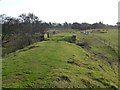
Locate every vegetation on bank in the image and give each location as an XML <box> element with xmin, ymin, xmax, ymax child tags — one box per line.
<box><xmin>2</xmin><ymin>29</ymin><xmax>118</xmax><ymax>88</ymax></box>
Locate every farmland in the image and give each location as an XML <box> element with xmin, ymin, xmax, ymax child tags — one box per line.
<box><xmin>2</xmin><ymin>29</ymin><xmax>118</xmax><ymax>88</ymax></box>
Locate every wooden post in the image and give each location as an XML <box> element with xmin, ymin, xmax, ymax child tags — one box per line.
<box><xmin>53</xmin><ymin>31</ymin><xmax>55</xmax><ymax>34</ymax></box>
<box><xmin>47</xmin><ymin>32</ymin><xmax>49</xmax><ymax>38</ymax></box>
<box><xmin>71</xmin><ymin>34</ymin><xmax>76</xmax><ymax>43</ymax></box>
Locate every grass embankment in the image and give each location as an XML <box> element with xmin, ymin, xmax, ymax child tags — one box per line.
<box><xmin>2</xmin><ymin>29</ymin><xmax>118</xmax><ymax>88</ymax></box>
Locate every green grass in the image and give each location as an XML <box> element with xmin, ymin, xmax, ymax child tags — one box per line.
<box><xmin>2</xmin><ymin>29</ymin><xmax>118</xmax><ymax>88</ymax></box>
<box><xmin>91</xmin><ymin>29</ymin><xmax>118</xmax><ymax>54</ymax></box>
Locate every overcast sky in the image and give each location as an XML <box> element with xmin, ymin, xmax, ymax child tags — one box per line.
<box><xmin>0</xmin><ymin>0</ymin><xmax>119</xmax><ymax>25</ymax></box>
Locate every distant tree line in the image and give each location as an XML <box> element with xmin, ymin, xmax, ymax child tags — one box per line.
<box><xmin>49</xmin><ymin>22</ymin><xmax>116</xmax><ymax>30</ymax></box>
<box><xmin>48</xmin><ymin>21</ymin><xmax>116</xmax><ymax>30</ymax></box>
<box><xmin>0</xmin><ymin>13</ymin><xmax>116</xmax><ymax>56</ymax></box>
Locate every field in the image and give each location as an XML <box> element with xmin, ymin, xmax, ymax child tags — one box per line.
<box><xmin>2</xmin><ymin>29</ymin><xmax>118</xmax><ymax>88</ymax></box>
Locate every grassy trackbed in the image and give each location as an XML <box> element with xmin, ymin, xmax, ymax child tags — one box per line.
<box><xmin>2</xmin><ymin>29</ymin><xmax>118</xmax><ymax>88</ymax></box>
